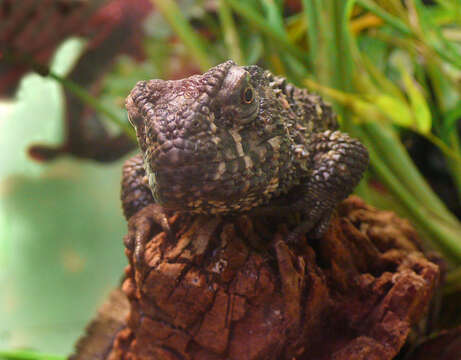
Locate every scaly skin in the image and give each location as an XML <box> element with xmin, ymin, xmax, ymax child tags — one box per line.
<box><xmin>122</xmin><ymin>60</ymin><xmax>369</xmax><ymax>261</ymax></box>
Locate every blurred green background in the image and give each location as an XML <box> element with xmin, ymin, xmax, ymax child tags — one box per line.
<box><xmin>0</xmin><ymin>40</ymin><xmax>128</xmax><ymax>355</ymax></box>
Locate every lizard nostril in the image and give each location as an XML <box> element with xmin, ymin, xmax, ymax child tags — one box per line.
<box><xmin>185</xmin><ymin>116</ymin><xmax>205</xmax><ymax>135</ymax></box>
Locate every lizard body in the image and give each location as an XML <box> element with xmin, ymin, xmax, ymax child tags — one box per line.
<box><xmin>122</xmin><ymin>61</ymin><xmax>368</xmax><ymax>255</ymax></box>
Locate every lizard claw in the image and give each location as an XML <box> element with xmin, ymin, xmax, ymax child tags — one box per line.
<box><xmin>126</xmin><ymin>203</ymin><xmax>171</xmax><ymax>268</ymax></box>
<box><xmin>286</xmin><ymin>209</ymin><xmax>333</xmax><ymax>244</ymax></box>
<box><xmin>311</xmin><ymin>211</ymin><xmax>333</xmax><ymax>239</ymax></box>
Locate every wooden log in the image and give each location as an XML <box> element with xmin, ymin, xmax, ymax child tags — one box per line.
<box><xmin>71</xmin><ymin>196</ymin><xmax>440</xmax><ymax>360</ymax></box>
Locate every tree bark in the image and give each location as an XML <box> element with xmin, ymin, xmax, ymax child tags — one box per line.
<box><xmin>72</xmin><ymin>196</ymin><xmax>440</xmax><ymax>360</ymax></box>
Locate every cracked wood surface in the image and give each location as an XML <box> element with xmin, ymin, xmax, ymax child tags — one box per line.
<box><xmin>71</xmin><ymin>196</ymin><xmax>440</xmax><ymax>360</ymax></box>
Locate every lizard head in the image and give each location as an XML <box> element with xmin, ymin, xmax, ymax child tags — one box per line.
<box><xmin>126</xmin><ymin>60</ymin><xmax>289</xmax><ymax>213</ymax></box>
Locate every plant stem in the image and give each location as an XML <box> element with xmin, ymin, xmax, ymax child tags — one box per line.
<box><xmin>363</xmin><ymin>133</ymin><xmax>461</xmax><ymax>263</ymax></box>
<box><xmin>47</xmin><ymin>71</ymin><xmax>136</xmax><ymax>140</ymax></box>
<box><xmin>218</xmin><ymin>0</ymin><xmax>244</xmax><ymax>64</ymax></box>
<box><xmin>150</xmin><ymin>0</ymin><xmax>212</xmax><ymax>71</ymax></box>
<box><xmin>447</xmin><ymin>132</ymin><xmax>461</xmax><ymax>203</ymax></box>
<box><xmin>224</xmin><ymin>0</ymin><xmax>310</xmax><ymax>64</ymax></box>
<box><xmin>355</xmin><ymin>0</ymin><xmax>412</xmax><ymax>36</ymax></box>
<box><xmin>341</xmin><ymin>3</ymin><xmax>461</xmax><ymax>228</ymax></box>
<box><xmin>2</xmin><ymin>48</ymin><xmax>135</xmax><ymax>140</ymax></box>
<box><xmin>362</xmin><ymin>122</ymin><xmax>460</xmax><ymax>227</ymax></box>
<box><xmin>0</xmin><ymin>350</ymin><xmax>64</xmax><ymax>360</ymax></box>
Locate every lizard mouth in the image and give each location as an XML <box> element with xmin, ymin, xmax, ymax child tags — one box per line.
<box><xmin>152</xmin><ymin>134</ymin><xmax>283</xmax><ymax>186</ymax></box>
<box><xmin>153</xmin><ymin>156</ymin><xmax>244</xmax><ymax>181</ymax></box>
<box><xmin>153</xmin><ymin>133</ymin><xmax>282</xmax><ymax>171</ymax></box>
<box><xmin>150</xmin><ymin>157</ymin><xmax>244</xmax><ymax>207</ymax></box>
<box><xmin>149</xmin><ymin>134</ymin><xmax>285</xmax><ymax>212</ymax></box>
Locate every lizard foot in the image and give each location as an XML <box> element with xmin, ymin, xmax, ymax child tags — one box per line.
<box><xmin>125</xmin><ymin>203</ymin><xmax>172</xmax><ymax>268</ymax></box>
<box><xmin>286</xmin><ymin>207</ymin><xmax>334</xmax><ymax>244</ymax></box>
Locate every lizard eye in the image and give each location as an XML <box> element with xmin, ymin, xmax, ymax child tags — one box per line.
<box><xmin>242</xmin><ymin>86</ymin><xmax>254</xmax><ymax>104</ymax></box>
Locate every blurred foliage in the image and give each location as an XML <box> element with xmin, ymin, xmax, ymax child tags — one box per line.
<box><xmin>131</xmin><ymin>0</ymin><xmax>461</xmax><ymax>279</ymax></box>
<box><xmin>2</xmin><ymin>0</ymin><xmax>461</xmax><ymax>358</ymax></box>
<box><xmin>146</xmin><ymin>0</ymin><xmax>461</xmax><ymax>262</ymax></box>
<box><xmin>0</xmin><ymin>40</ymin><xmax>127</xmax><ymax>357</ymax></box>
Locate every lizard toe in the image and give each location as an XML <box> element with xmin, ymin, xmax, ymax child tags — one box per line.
<box><xmin>310</xmin><ymin>211</ymin><xmax>333</xmax><ymax>239</ymax></box>
<box><xmin>127</xmin><ymin>203</ymin><xmax>171</xmax><ymax>269</ymax></box>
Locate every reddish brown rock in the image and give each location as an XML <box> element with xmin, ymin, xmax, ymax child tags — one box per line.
<box><xmin>73</xmin><ymin>196</ymin><xmax>441</xmax><ymax>359</ymax></box>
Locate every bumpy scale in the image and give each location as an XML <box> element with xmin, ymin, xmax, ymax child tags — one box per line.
<box><xmin>122</xmin><ymin>61</ymin><xmax>369</xmax><ymax>261</ymax></box>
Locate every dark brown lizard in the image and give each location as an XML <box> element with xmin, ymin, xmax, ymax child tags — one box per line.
<box><xmin>121</xmin><ymin>60</ymin><xmax>369</xmax><ymax>263</ymax></box>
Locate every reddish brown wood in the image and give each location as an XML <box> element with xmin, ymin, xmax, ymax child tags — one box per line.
<box><xmin>73</xmin><ymin>196</ymin><xmax>441</xmax><ymax>359</ymax></box>
<box><xmin>407</xmin><ymin>326</ymin><xmax>461</xmax><ymax>360</ymax></box>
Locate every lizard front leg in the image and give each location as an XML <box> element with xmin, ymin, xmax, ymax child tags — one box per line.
<box><xmin>121</xmin><ymin>154</ymin><xmax>171</xmax><ymax>266</ymax></box>
<box><xmin>288</xmin><ymin>130</ymin><xmax>369</xmax><ymax>243</ymax></box>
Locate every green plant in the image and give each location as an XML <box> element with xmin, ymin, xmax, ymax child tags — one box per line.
<box><xmin>146</xmin><ymin>0</ymin><xmax>461</xmax><ymax>268</ymax></box>
<box><xmin>2</xmin><ymin>1</ymin><xmax>461</xmax><ymax>357</ymax></box>
<box><xmin>42</xmin><ymin>0</ymin><xmax>461</xmax><ymax>271</ymax></box>
<box><xmin>0</xmin><ymin>350</ymin><xmax>64</xmax><ymax>360</ymax></box>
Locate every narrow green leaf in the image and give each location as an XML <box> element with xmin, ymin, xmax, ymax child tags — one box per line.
<box><xmin>363</xmin><ymin>121</ymin><xmax>460</xmax><ymax>228</ymax></box>
<box><xmin>446</xmin><ymin>131</ymin><xmax>461</xmax><ymax>203</ymax></box>
<box><xmin>343</xmin><ymin>1</ymin><xmax>404</xmax><ymax>99</ymax></box>
<box><xmin>442</xmin><ymin>101</ymin><xmax>461</xmax><ymax>141</ymax></box>
<box><xmin>401</xmin><ymin>70</ymin><xmax>432</xmax><ymax>134</ymax></box>
<box><xmin>364</xmin><ymin>132</ymin><xmax>461</xmax><ymax>263</ymax></box>
<box><xmin>372</xmin><ymin>94</ymin><xmax>414</xmax><ymax>127</ymax></box>
<box><xmin>355</xmin><ymin>0</ymin><xmax>412</xmax><ymax>36</ymax></box>
<box><xmin>374</xmin><ymin>0</ymin><xmax>406</xmax><ymax>16</ymax></box>
<box><xmin>301</xmin><ymin>0</ymin><xmax>318</xmax><ymax>62</ymax></box>
<box><xmin>407</xmin><ymin>0</ymin><xmax>461</xmax><ymax>69</ymax></box>
<box><xmin>47</xmin><ymin>71</ymin><xmax>136</xmax><ymax>140</ymax></box>
<box><xmin>304</xmin><ymin>78</ymin><xmax>412</xmax><ymax>128</ymax></box>
<box><xmin>360</xmin><ymin>55</ymin><xmax>406</xmax><ymax>100</ymax></box>
<box><xmin>218</xmin><ymin>0</ymin><xmax>244</xmax><ymax>64</ymax></box>
<box><xmin>151</xmin><ymin>0</ymin><xmax>212</xmax><ymax>71</ymax></box>
<box><xmin>0</xmin><ymin>350</ymin><xmax>64</xmax><ymax>360</ymax></box>
<box><xmin>260</xmin><ymin>0</ymin><xmax>284</xmax><ymax>34</ymax></box>
<box><xmin>302</xmin><ymin>0</ymin><xmax>355</xmax><ymax>98</ymax></box>
<box><xmin>225</xmin><ymin>0</ymin><xmax>310</xmax><ymax>64</ymax></box>
<box><xmin>244</xmin><ymin>34</ymin><xmax>264</xmax><ymax>64</ymax></box>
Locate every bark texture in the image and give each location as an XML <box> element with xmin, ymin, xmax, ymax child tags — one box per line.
<box><xmin>70</xmin><ymin>288</ymin><xmax>129</xmax><ymax>360</ymax></box>
<box><xmin>407</xmin><ymin>326</ymin><xmax>461</xmax><ymax>360</ymax></box>
<box><xmin>73</xmin><ymin>196</ymin><xmax>441</xmax><ymax>360</ymax></box>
